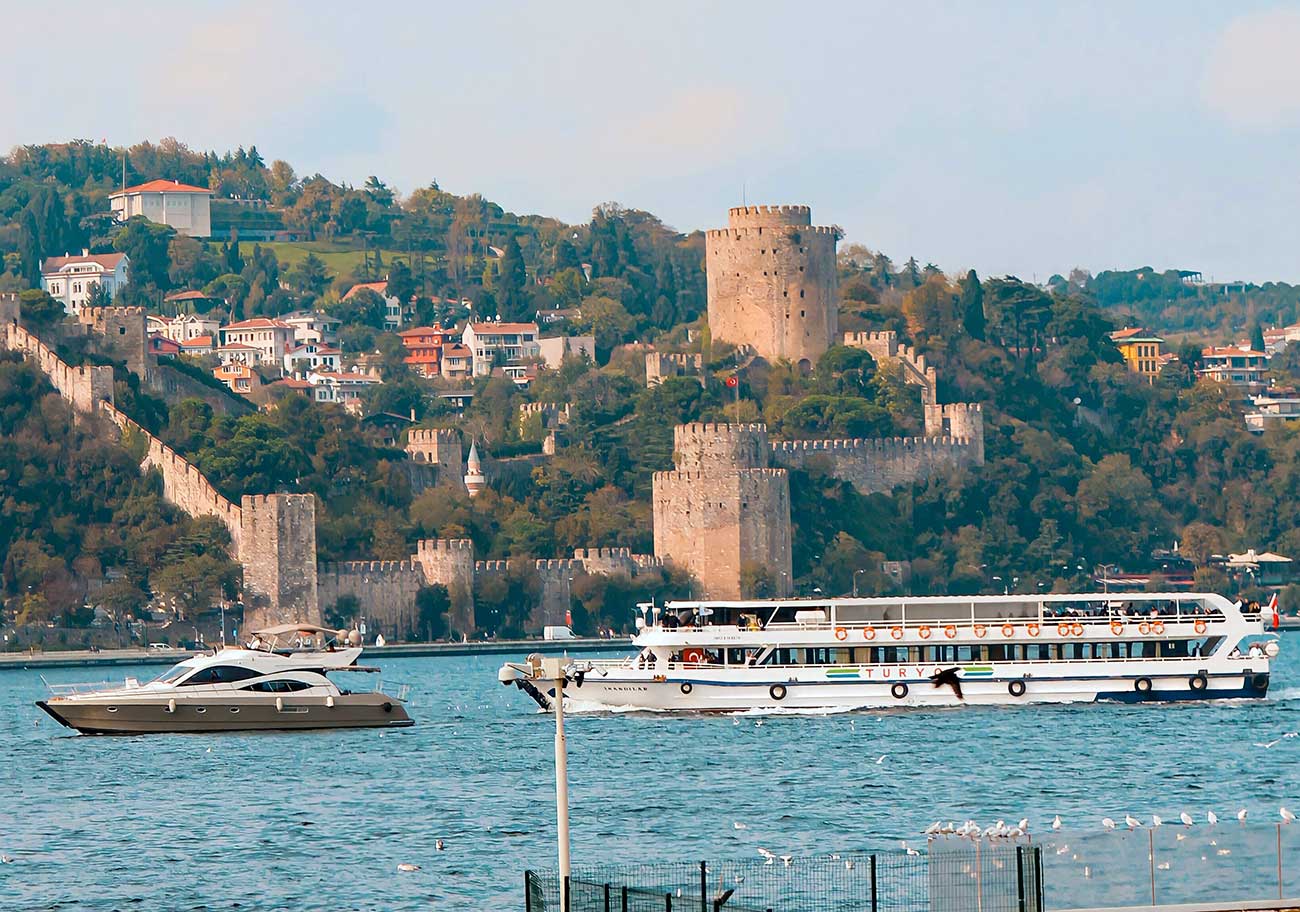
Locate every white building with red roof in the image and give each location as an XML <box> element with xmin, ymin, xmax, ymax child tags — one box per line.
<box><xmin>109</xmin><ymin>179</ymin><xmax>213</xmax><ymax>237</ymax></box>
<box><xmin>41</xmin><ymin>250</ymin><xmax>129</xmax><ymax>314</ymax></box>
<box><xmin>219</xmin><ymin>317</ymin><xmax>295</xmax><ymax>365</ymax></box>
<box><xmin>462</xmin><ymin>320</ymin><xmax>540</xmax><ymax>377</ymax></box>
<box><xmin>283</xmin><ymin>342</ymin><xmax>341</xmax><ymax>375</ymax></box>
<box><xmin>344</xmin><ymin>279</ymin><xmax>407</xmax><ymax>330</ymax></box>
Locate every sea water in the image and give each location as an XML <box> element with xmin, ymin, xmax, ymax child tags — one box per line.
<box><xmin>2</xmin><ymin>637</ymin><xmax>1298</xmax><ymax>910</ymax></box>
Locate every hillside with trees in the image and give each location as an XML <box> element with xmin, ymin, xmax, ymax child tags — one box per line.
<box><xmin>4</xmin><ymin>138</ymin><xmax>1300</xmax><ymax>640</ymax></box>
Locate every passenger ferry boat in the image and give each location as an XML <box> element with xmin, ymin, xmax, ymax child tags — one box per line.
<box><xmin>498</xmin><ymin>593</ymin><xmax>1279</xmax><ymax>712</ymax></box>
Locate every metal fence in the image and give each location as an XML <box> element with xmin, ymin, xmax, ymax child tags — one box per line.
<box><xmin>525</xmin><ymin>844</ymin><xmax>1043</xmax><ymax>912</ymax></box>
<box><xmin>1038</xmin><ymin>823</ymin><xmax>1300</xmax><ymax>910</ymax></box>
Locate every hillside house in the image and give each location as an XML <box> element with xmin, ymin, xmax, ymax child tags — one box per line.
<box><xmin>41</xmin><ymin>251</ymin><xmax>130</xmax><ymax>314</ymax></box>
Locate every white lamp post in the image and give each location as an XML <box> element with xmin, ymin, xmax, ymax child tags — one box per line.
<box><xmin>541</xmin><ymin>656</ymin><xmax>572</xmax><ymax>903</ymax></box>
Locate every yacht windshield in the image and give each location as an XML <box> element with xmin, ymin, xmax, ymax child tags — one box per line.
<box><xmin>150</xmin><ymin>663</ymin><xmax>192</xmax><ymax>684</ymax></box>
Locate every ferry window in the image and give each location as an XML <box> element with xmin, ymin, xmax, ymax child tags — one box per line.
<box><xmin>957</xmin><ymin>646</ymin><xmax>973</xmax><ymax>662</ymax></box>
<box><xmin>1160</xmin><ymin>640</ymin><xmax>1190</xmax><ymax>658</ymax></box>
<box><xmin>908</xmin><ymin>647</ymin><xmax>921</xmax><ymax>663</ymax></box>
<box><xmin>151</xmin><ymin>664</ymin><xmax>191</xmax><ymax>684</ymax></box>
<box><xmin>831</xmin><ymin>648</ymin><xmax>851</xmax><ymax>665</ymax></box>
<box><xmin>725</xmin><ymin>648</ymin><xmax>748</xmax><ymax>666</ymax></box>
<box><xmin>179</xmin><ymin>665</ymin><xmax>263</xmax><ymax>685</ymax></box>
<box><xmin>988</xmin><ymin>645</ymin><xmax>1006</xmax><ymax>662</ymax></box>
<box><xmin>242</xmin><ymin>679</ymin><xmax>313</xmax><ymax>692</ymax></box>
<box><xmin>1131</xmin><ymin>641</ymin><xmax>1154</xmax><ymax>659</ymax></box>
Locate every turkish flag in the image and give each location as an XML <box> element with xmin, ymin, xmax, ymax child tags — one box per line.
<box><xmin>726</xmin><ymin>375</ymin><xmax>738</xmax><ymax>388</ymax></box>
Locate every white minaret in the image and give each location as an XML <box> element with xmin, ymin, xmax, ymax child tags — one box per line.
<box><xmin>464</xmin><ymin>440</ymin><xmax>485</xmax><ymax>497</ymax></box>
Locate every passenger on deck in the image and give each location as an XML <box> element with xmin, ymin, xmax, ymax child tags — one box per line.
<box><xmin>661</xmin><ymin>611</ymin><xmax>679</xmax><ymax>630</ymax></box>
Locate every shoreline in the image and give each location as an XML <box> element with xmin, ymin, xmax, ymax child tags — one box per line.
<box><xmin>0</xmin><ymin>637</ymin><xmax>630</xmax><ymax>670</ymax></box>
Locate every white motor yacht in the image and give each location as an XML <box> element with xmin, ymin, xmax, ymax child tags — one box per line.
<box><xmin>37</xmin><ymin>624</ymin><xmax>413</xmax><ymax>734</ymax></box>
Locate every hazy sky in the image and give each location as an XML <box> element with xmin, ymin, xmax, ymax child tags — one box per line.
<box><xmin>4</xmin><ymin>1</ymin><xmax>1299</xmax><ymax>282</ymax></box>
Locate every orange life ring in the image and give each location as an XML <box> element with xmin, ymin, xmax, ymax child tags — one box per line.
<box><xmin>1151</xmin><ymin>621</ymin><xmax>1165</xmax><ymax>635</ymax></box>
<box><xmin>1057</xmin><ymin>623</ymin><xmax>1071</xmax><ymax>637</ymax></box>
<box><xmin>1111</xmin><ymin>622</ymin><xmax>1124</xmax><ymax>636</ymax></box>
<box><xmin>919</xmin><ymin>626</ymin><xmax>933</xmax><ymax>640</ymax></box>
<box><xmin>835</xmin><ymin>627</ymin><xmax>848</xmax><ymax>641</ymax></box>
<box><xmin>681</xmin><ymin>647</ymin><xmax>704</xmax><ymax>664</ymax></box>
<box><xmin>1194</xmin><ymin>619</ymin><xmax>1207</xmax><ymax>635</ymax></box>
<box><xmin>944</xmin><ymin>625</ymin><xmax>957</xmax><ymax>639</ymax></box>
<box><xmin>1027</xmin><ymin>623</ymin><xmax>1040</xmax><ymax>637</ymax></box>
<box><xmin>974</xmin><ymin>624</ymin><xmax>987</xmax><ymax>638</ymax></box>
<box><xmin>863</xmin><ymin>626</ymin><xmax>877</xmax><ymax>641</ymax></box>
<box><xmin>1139</xmin><ymin>622</ymin><xmax>1151</xmax><ymax>635</ymax></box>
<box><xmin>1070</xmin><ymin>623</ymin><xmax>1084</xmax><ymax>637</ymax></box>
<box><xmin>890</xmin><ymin>626</ymin><xmax>904</xmax><ymax>640</ymax></box>
<box><xmin>1002</xmin><ymin>624</ymin><xmax>1015</xmax><ymax>638</ymax></box>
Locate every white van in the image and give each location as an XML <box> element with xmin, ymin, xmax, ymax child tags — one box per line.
<box><xmin>543</xmin><ymin>625</ymin><xmax>575</xmax><ymax>641</ymax></box>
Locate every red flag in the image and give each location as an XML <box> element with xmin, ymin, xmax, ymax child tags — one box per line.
<box><xmin>1268</xmin><ymin>592</ymin><xmax>1280</xmax><ymax>629</ymax></box>
<box><xmin>725</xmin><ymin>375</ymin><xmax>738</xmax><ymax>388</ymax></box>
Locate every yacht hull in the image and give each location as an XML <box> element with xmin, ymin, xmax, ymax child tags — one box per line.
<box><xmin>36</xmin><ymin>693</ymin><xmax>413</xmax><ymax>735</ymax></box>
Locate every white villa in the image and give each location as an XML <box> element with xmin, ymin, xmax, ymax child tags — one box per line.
<box><xmin>344</xmin><ymin>280</ymin><xmax>406</xmax><ymax>331</ymax></box>
<box><xmin>41</xmin><ymin>251</ymin><xmax>129</xmax><ymax>314</ymax></box>
<box><xmin>282</xmin><ymin>311</ymin><xmax>341</xmax><ymax>346</ymax></box>
<box><xmin>110</xmin><ymin>179</ymin><xmax>213</xmax><ymax>238</ymax></box>
<box><xmin>219</xmin><ymin>317</ymin><xmax>295</xmax><ymax>365</ymax></box>
<box><xmin>462</xmin><ymin>320</ymin><xmax>540</xmax><ymax>377</ymax></box>
<box><xmin>306</xmin><ymin>370</ymin><xmax>382</xmax><ymax>406</ymax></box>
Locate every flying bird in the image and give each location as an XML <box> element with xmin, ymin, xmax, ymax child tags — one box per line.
<box><xmin>876</xmin><ymin>755</ymin><xmax>887</xmax><ymax>764</ymax></box>
<box><xmin>930</xmin><ymin>667</ymin><xmax>964</xmax><ymax>699</ymax></box>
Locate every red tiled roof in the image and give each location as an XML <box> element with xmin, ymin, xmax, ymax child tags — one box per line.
<box><xmin>42</xmin><ymin>252</ymin><xmax>127</xmax><ymax>272</ymax></box>
<box><xmin>441</xmin><ymin>343</ymin><xmax>471</xmax><ymax>356</ymax></box>
<box><xmin>272</xmin><ymin>378</ymin><xmax>314</xmax><ymax>390</ymax></box>
<box><xmin>398</xmin><ymin>326</ymin><xmax>446</xmax><ymax>337</ymax></box>
<box><xmin>218</xmin><ymin>342</ymin><xmax>261</xmax><ymax>351</ymax></box>
<box><xmin>1203</xmin><ymin>346</ymin><xmax>1266</xmax><ymax>358</ymax></box>
<box><xmin>112</xmin><ymin>179</ymin><xmax>212</xmax><ymax>196</ymax></box>
<box><xmin>344</xmin><ymin>281</ymin><xmax>388</xmax><ymax>300</ymax></box>
<box><xmin>223</xmin><ymin>318</ymin><xmax>292</xmax><ymax>330</ymax></box>
<box><xmin>182</xmin><ymin>335</ymin><xmax>213</xmax><ymax>347</ymax></box>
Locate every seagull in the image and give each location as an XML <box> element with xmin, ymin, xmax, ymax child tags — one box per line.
<box><xmin>930</xmin><ymin>667</ymin><xmax>965</xmax><ymax>699</ymax></box>
<box><xmin>876</xmin><ymin>755</ymin><xmax>887</xmax><ymax>764</ymax></box>
<box><xmin>1052</xmin><ymin>816</ymin><xmax>1062</xmax><ymax>831</ymax></box>
<box><xmin>1101</xmin><ymin>818</ymin><xmax>1117</xmax><ymax>831</ymax></box>
<box><xmin>845</xmin><ymin>859</ymin><xmax>854</xmax><ymax>871</ymax></box>
<box><xmin>1237</xmin><ymin>809</ymin><xmax>1248</xmax><ymax>824</ymax></box>
<box><xmin>1207</xmin><ymin>811</ymin><xmax>1218</xmax><ymax>826</ymax></box>
<box><xmin>757</xmin><ymin>848</ymin><xmax>774</xmax><ymax>859</ymax></box>
<box><xmin>1151</xmin><ymin>815</ymin><xmax>1163</xmax><ymax>828</ymax></box>
<box><xmin>734</xmin><ymin>822</ymin><xmax>748</xmax><ymax>830</ymax></box>
<box><xmin>1125</xmin><ymin>815</ymin><xmax>1142</xmax><ymax>829</ymax></box>
<box><xmin>1180</xmin><ymin>812</ymin><xmax>1194</xmax><ymax>827</ymax></box>
<box><xmin>1017</xmin><ymin>818</ymin><xmax>1029</xmax><ymax>832</ymax></box>
<box><xmin>905</xmin><ymin>846</ymin><xmax>920</xmax><ymax>857</ymax></box>
<box><xmin>0</xmin><ymin>855</ymin><xmax>12</xmax><ymax>864</ymax></box>
<box><xmin>924</xmin><ymin>822</ymin><xmax>943</xmax><ymax>836</ymax></box>
<box><xmin>780</xmin><ymin>855</ymin><xmax>793</xmax><ymax>867</ymax></box>
<box><xmin>1282</xmin><ymin>807</ymin><xmax>1296</xmax><ymax>824</ymax></box>
<box><xmin>940</xmin><ymin>822</ymin><xmax>956</xmax><ymax>836</ymax></box>
<box><xmin>1176</xmin><ymin>833</ymin><xmax>1186</xmax><ymax>842</ymax></box>
<box><xmin>435</xmin><ymin>839</ymin><xmax>445</xmax><ymax>851</ymax></box>
<box><xmin>396</xmin><ymin>863</ymin><xmax>421</xmax><ymax>873</ymax></box>
<box><xmin>1255</xmin><ymin>739</ymin><xmax>1281</xmax><ymax>749</ymax></box>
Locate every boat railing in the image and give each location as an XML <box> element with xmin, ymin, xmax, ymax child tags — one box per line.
<box><xmin>374</xmin><ymin>679</ymin><xmax>412</xmax><ymax>701</ymax></box>
<box><xmin>42</xmin><ymin>679</ymin><xmax>124</xmax><ymax>696</ymax></box>
<box><xmin>653</xmin><ymin>610</ymin><xmax>1234</xmax><ymax>636</ymax></box>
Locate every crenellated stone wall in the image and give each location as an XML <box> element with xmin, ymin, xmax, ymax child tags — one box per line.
<box><xmin>843</xmin><ymin>330</ymin><xmax>938</xmax><ymax>405</ymax></box>
<box><xmin>404</xmin><ymin>427</ymin><xmax>464</xmax><ymax>491</ymax></box>
<box><xmin>769</xmin><ymin>434</ymin><xmax>979</xmax><ymax>494</ymax></box>
<box><xmin>645</xmin><ymin>351</ymin><xmax>704</xmax><ymax>387</ymax></box>
<box><xmin>240</xmin><ymin>494</ymin><xmax>319</xmax><ymax>630</ymax></box>
<box><xmin>76</xmin><ymin>306</ymin><xmax>151</xmax><ymax>380</ymax></box>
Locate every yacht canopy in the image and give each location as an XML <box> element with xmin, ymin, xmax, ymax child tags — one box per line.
<box><xmin>249</xmin><ymin>624</ymin><xmax>343</xmax><ymax>638</ymax></box>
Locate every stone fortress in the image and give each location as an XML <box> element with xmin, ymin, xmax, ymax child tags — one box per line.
<box><xmin>650</xmin><ymin>204</ymin><xmax>984</xmax><ymax>598</ymax></box>
<box><xmin>0</xmin><ymin>200</ymin><xmax>984</xmax><ymax>630</ymax></box>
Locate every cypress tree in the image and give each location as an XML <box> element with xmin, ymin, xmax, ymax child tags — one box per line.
<box><xmin>19</xmin><ymin>208</ymin><xmax>41</xmax><ymax>289</ymax></box>
<box><xmin>1251</xmin><ymin>321</ymin><xmax>1266</xmax><ymax>354</ymax></box>
<box><xmin>961</xmin><ymin>269</ymin><xmax>986</xmax><ymax>340</ymax></box>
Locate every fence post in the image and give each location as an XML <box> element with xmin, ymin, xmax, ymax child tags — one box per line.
<box><xmin>1149</xmin><ymin>828</ymin><xmax>1157</xmax><ymax>907</ymax></box>
<box><xmin>1016</xmin><ymin>846</ymin><xmax>1027</xmax><ymax>912</ymax></box>
<box><xmin>870</xmin><ymin>854</ymin><xmax>878</xmax><ymax>912</ymax></box>
<box><xmin>622</xmin><ymin>885</ymin><xmax>629</xmax><ymax>912</ymax></box>
<box><xmin>525</xmin><ymin>871</ymin><xmax>534</xmax><ymax>912</ymax></box>
<box><xmin>665</xmin><ymin>893</ymin><xmax>672</xmax><ymax>911</ymax></box>
<box><xmin>1034</xmin><ymin>846</ymin><xmax>1045</xmax><ymax>912</ymax></box>
<box><xmin>1280</xmin><ymin>823</ymin><xmax>1285</xmax><ymax>900</ymax></box>
<box><xmin>605</xmin><ymin>882</ymin><xmax>611</xmax><ymax>912</ymax></box>
<box><xmin>700</xmin><ymin>861</ymin><xmax>707</xmax><ymax>912</ymax></box>
<box><xmin>564</xmin><ymin>876</ymin><xmax>571</xmax><ymax>912</ymax></box>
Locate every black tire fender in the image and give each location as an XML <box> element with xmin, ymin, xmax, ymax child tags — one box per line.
<box><xmin>891</xmin><ymin>682</ymin><xmax>908</xmax><ymax>700</ymax></box>
<box><xmin>769</xmin><ymin>684</ymin><xmax>787</xmax><ymax>701</ymax></box>
<box><xmin>680</xmin><ymin>682</ymin><xmax>693</xmax><ymax>695</ymax></box>
<box><xmin>1190</xmin><ymin>674</ymin><xmax>1208</xmax><ymax>692</ymax></box>
<box><xmin>1008</xmin><ymin>679</ymin><xmax>1027</xmax><ymax>698</ymax></box>
<box><xmin>1134</xmin><ymin>677</ymin><xmax>1153</xmax><ymax>694</ymax></box>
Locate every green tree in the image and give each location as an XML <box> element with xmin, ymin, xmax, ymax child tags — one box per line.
<box><xmin>960</xmin><ymin>269</ymin><xmax>985</xmax><ymax>340</ymax></box>
<box><xmin>19</xmin><ymin>289</ymin><xmax>65</xmax><ymax>330</ymax></box>
<box><xmin>113</xmin><ymin>216</ymin><xmax>176</xmax><ymax>291</ymax></box>
<box><xmin>416</xmin><ymin>584</ymin><xmax>451</xmax><ymax>640</ymax></box>
<box><xmin>1251</xmin><ymin>322</ymin><xmax>1266</xmax><ymax>354</ymax></box>
<box><xmin>18</xmin><ymin>208</ymin><xmax>41</xmax><ymax>287</ymax></box>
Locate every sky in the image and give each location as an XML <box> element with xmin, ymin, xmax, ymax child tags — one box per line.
<box><xmin>4</xmin><ymin>1</ymin><xmax>1300</xmax><ymax>283</ymax></box>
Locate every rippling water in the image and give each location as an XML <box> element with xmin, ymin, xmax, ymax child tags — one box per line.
<box><xmin>4</xmin><ymin>636</ymin><xmax>1300</xmax><ymax>911</ymax></box>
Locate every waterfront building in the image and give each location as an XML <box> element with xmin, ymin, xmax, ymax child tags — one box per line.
<box><xmin>110</xmin><ymin>179</ymin><xmax>213</xmax><ymax>237</ymax></box>
<box><xmin>41</xmin><ymin>251</ymin><xmax>130</xmax><ymax>314</ymax></box>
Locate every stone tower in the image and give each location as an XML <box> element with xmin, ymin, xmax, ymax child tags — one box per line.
<box><xmin>653</xmin><ymin>423</ymin><xmax>792</xmax><ymax>598</ymax></box>
<box><xmin>464</xmin><ymin>441</ymin><xmax>485</xmax><ymax>496</ymax></box>
<box><xmin>239</xmin><ymin>493</ymin><xmax>321</xmax><ymax>630</ymax></box>
<box><xmin>405</xmin><ymin>427</ymin><xmax>464</xmax><ymax>491</ymax></box>
<box><xmin>706</xmin><ymin>205</ymin><xmax>840</xmax><ymax>368</ymax></box>
<box><xmin>924</xmin><ymin>402</ymin><xmax>985</xmax><ymax>465</ymax></box>
<box><xmin>413</xmin><ymin>539</ymin><xmax>476</xmax><ymax>635</ymax></box>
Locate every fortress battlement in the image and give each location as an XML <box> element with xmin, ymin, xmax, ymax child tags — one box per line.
<box><xmin>573</xmin><ymin>547</ymin><xmax>633</xmax><ymax>560</ymax></box>
<box><xmin>416</xmin><ymin>538</ymin><xmax>473</xmax><ymax>554</ymax></box>
<box><xmin>408</xmin><ymin>427</ymin><xmax>459</xmax><ymax>444</ymax></box>
<box><xmin>475</xmin><ymin>560</ymin><xmax>512</xmax><ymax>573</ymax></box>
<box><xmin>327</xmin><ymin>560</ymin><xmax>417</xmax><ymax>574</ymax></box>
<box><xmin>534</xmin><ymin>558</ymin><xmax>580</xmax><ymax>572</ymax></box>
<box><xmin>676</xmin><ymin>421</ymin><xmax>768</xmax><ymax>436</ymax></box>
<box><xmin>705</xmin><ymin>224</ymin><xmax>841</xmax><ymax>240</ymax></box>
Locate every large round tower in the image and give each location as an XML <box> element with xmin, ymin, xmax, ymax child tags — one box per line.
<box><xmin>705</xmin><ymin>205</ymin><xmax>840</xmax><ymax>368</ymax></box>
